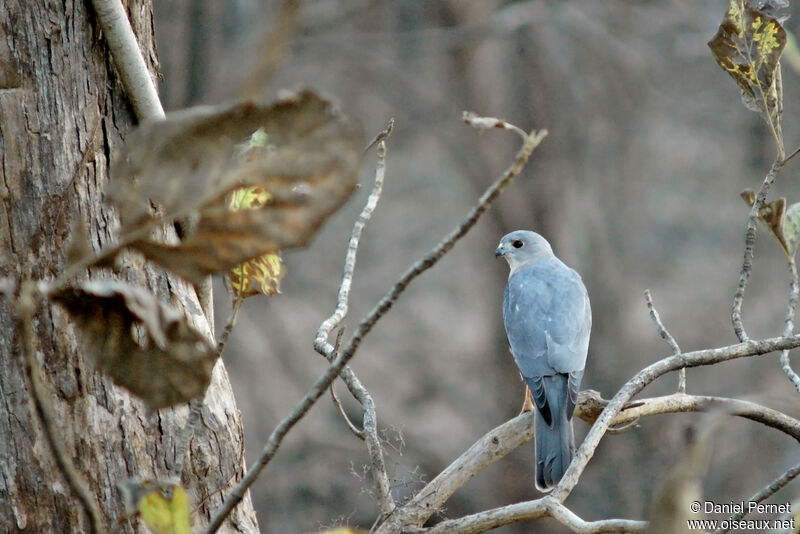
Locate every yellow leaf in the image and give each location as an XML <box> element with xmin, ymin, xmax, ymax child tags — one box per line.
<box><xmin>137</xmin><ymin>485</ymin><xmax>191</xmax><ymax>534</ymax></box>
<box><xmin>227</xmin><ymin>184</ymin><xmax>285</xmax><ymax>298</ymax></box>
<box><xmin>708</xmin><ymin>0</ymin><xmax>786</xmax><ymax>125</ymax></box>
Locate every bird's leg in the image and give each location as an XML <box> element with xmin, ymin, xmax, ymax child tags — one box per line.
<box><xmin>519</xmin><ymin>385</ymin><xmax>535</xmax><ymax>414</ymax></box>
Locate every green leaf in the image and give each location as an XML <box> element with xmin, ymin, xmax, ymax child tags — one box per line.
<box><xmin>708</xmin><ymin>0</ymin><xmax>786</xmax><ymax>132</ymax></box>
<box><xmin>53</xmin><ymin>281</ymin><xmax>217</xmax><ymax>409</ymax></box>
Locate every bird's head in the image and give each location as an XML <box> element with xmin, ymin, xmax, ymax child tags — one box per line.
<box><xmin>495</xmin><ymin>230</ymin><xmax>553</xmax><ymax>274</ymax></box>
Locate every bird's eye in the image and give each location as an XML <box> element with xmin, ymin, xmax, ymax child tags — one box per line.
<box><xmin>512</xmin><ymin>240</ymin><xmax>524</xmax><ymax>249</ymax></box>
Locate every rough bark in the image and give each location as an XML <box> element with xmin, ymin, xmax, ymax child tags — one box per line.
<box><xmin>0</xmin><ymin>1</ymin><xmax>258</xmax><ymax>532</ymax></box>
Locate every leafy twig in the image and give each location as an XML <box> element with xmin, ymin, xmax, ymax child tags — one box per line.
<box><xmin>203</xmin><ymin>117</ymin><xmax>547</xmax><ymax>534</ymax></box>
<box><xmin>644</xmin><ymin>290</ymin><xmax>684</xmax><ymax>392</ymax></box>
<box><xmin>16</xmin><ymin>282</ymin><xmax>105</xmax><ymax>534</ymax></box>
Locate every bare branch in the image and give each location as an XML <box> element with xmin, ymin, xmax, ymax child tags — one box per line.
<box><xmin>644</xmin><ymin>290</ymin><xmax>684</xmax><ymax>392</ymax></box>
<box><xmin>779</xmin><ymin>256</ymin><xmax>800</xmax><ymax>391</ymax></box>
<box><xmin>204</xmin><ymin>120</ymin><xmax>548</xmax><ymax>533</ymax></box>
<box><xmin>328</xmin><ymin>328</ymin><xmax>366</xmax><ymax>439</ymax></box>
<box><xmin>379</xmin><ymin>382</ymin><xmax>800</xmax><ymax>533</ymax></box>
<box><xmin>551</xmin><ymin>332</ymin><xmax>800</xmax><ymax>504</ymax></box>
<box><xmin>216</xmin><ymin>296</ymin><xmax>243</xmax><ymax>357</ymax></box>
<box><xmin>575</xmin><ymin>391</ymin><xmax>800</xmax><ymax>441</ymax></box>
<box><xmin>462</xmin><ymin>111</ymin><xmax>527</xmax><ymax>140</ymax></box>
<box><xmin>713</xmin><ymin>461</ymin><xmax>800</xmax><ymax>534</ymax></box>
<box><xmin>784</xmin><ymin>145</ymin><xmax>800</xmax><ymax>164</ymax></box>
<box><xmin>315</xmin><ymin>118</ymin><xmax>393</xmax><ymax>354</ymax></box>
<box><xmin>16</xmin><ymin>282</ymin><xmax>105</xmax><ymax>534</ymax></box>
<box><xmin>314</xmin><ymin>119</ymin><xmax>395</xmax><ymax>516</ymax></box>
<box><xmin>329</xmin><ymin>381</ymin><xmax>366</xmax><ymax>440</ymax></box>
<box><xmin>426</xmin><ymin>497</ymin><xmax>647</xmax><ymax>534</ymax></box>
<box><xmin>90</xmin><ymin>0</ymin><xmax>164</xmax><ymax>121</ymax></box>
<box><xmin>732</xmin><ymin>158</ymin><xmax>786</xmax><ymax>342</ymax></box>
<box><xmin>378</xmin><ymin>414</ymin><xmax>535</xmax><ymax>532</ymax></box>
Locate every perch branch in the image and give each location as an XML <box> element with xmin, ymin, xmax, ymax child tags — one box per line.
<box><xmin>551</xmin><ymin>331</ymin><xmax>800</xmax><ymax>504</ymax></box>
<box><xmin>90</xmin><ymin>0</ymin><xmax>164</xmax><ymax>121</ymax></box>
<box><xmin>779</xmin><ymin>256</ymin><xmax>800</xmax><ymax>391</ymax></box>
<box><xmin>314</xmin><ymin>119</ymin><xmax>395</xmax><ymax>516</ymax></box>
<box><xmin>732</xmin><ymin>158</ymin><xmax>786</xmax><ymax>342</ymax></box>
<box><xmin>379</xmin><ymin>382</ymin><xmax>800</xmax><ymax>533</ymax></box>
<box><xmin>426</xmin><ymin>497</ymin><xmax>646</xmax><ymax>534</ymax></box>
<box><xmin>16</xmin><ymin>283</ymin><xmax>105</xmax><ymax>534</ymax></box>
<box><xmin>713</xmin><ymin>460</ymin><xmax>800</xmax><ymax>534</ymax></box>
<box><xmin>203</xmin><ymin>119</ymin><xmax>547</xmax><ymax>534</ymax></box>
<box><xmin>644</xmin><ymin>289</ymin><xmax>684</xmax><ymax>392</ymax></box>
<box><xmin>574</xmin><ymin>390</ymin><xmax>800</xmax><ymax>441</ymax></box>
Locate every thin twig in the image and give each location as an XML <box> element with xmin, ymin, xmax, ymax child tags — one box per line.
<box><xmin>203</xmin><ymin>119</ymin><xmax>548</xmax><ymax>534</ymax></box>
<box><xmin>779</xmin><ymin>256</ymin><xmax>800</xmax><ymax>391</ymax></box>
<box><xmin>90</xmin><ymin>0</ymin><xmax>164</xmax><ymax>121</ymax></box>
<box><xmin>329</xmin><ymin>381</ymin><xmax>366</xmax><ymax>439</ymax></box>
<box><xmin>328</xmin><ymin>328</ymin><xmax>366</xmax><ymax>440</ymax></box>
<box><xmin>216</xmin><ymin>296</ymin><xmax>243</xmax><ymax>357</ymax></box>
<box><xmin>783</xmin><ymin>147</ymin><xmax>800</xmax><ymax>164</ymax></box>
<box><xmin>314</xmin><ymin>118</ymin><xmax>394</xmax><ymax>354</ymax></box>
<box><xmin>713</xmin><ymin>461</ymin><xmax>800</xmax><ymax>534</ymax></box>
<box><xmin>314</xmin><ymin>119</ymin><xmax>395</xmax><ymax>515</ymax></box>
<box><xmin>644</xmin><ymin>290</ymin><xmax>684</xmax><ymax>392</ymax></box>
<box><xmin>16</xmin><ymin>282</ymin><xmax>105</xmax><ymax>534</ymax></box>
<box><xmin>784</xmin><ymin>144</ymin><xmax>800</xmax><ymax>164</ymax></box>
<box><xmin>732</xmin><ymin>158</ymin><xmax>786</xmax><ymax>342</ymax></box>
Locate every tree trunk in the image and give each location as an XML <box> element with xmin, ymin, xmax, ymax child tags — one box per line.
<box><xmin>0</xmin><ymin>1</ymin><xmax>258</xmax><ymax>532</ymax></box>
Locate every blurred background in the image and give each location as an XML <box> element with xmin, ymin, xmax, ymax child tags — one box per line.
<box><xmin>153</xmin><ymin>1</ymin><xmax>800</xmax><ymax>532</ymax></box>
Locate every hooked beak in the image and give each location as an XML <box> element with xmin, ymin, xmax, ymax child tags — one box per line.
<box><xmin>495</xmin><ymin>247</ymin><xmax>505</xmax><ymax>258</ymax></box>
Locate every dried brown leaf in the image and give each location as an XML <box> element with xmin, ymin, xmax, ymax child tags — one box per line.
<box><xmin>53</xmin><ymin>280</ymin><xmax>217</xmax><ymax>409</ymax></box>
<box><xmin>107</xmin><ymin>90</ymin><xmax>362</xmax><ymax>284</ymax></box>
<box><xmin>708</xmin><ymin>0</ymin><xmax>787</xmax><ymax>132</ymax></box>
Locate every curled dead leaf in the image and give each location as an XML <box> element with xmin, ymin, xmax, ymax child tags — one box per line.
<box><xmin>53</xmin><ymin>280</ymin><xmax>217</xmax><ymax>409</ymax></box>
<box><xmin>107</xmin><ymin>89</ymin><xmax>362</xmax><ymax>285</ymax></box>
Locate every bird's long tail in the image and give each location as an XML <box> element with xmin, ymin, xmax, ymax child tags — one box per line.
<box><xmin>529</xmin><ymin>373</ymin><xmax>574</xmax><ymax>492</ymax></box>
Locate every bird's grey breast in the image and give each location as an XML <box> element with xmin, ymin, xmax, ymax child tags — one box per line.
<box><xmin>503</xmin><ymin>257</ymin><xmax>591</xmax><ymax>377</ymax></box>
